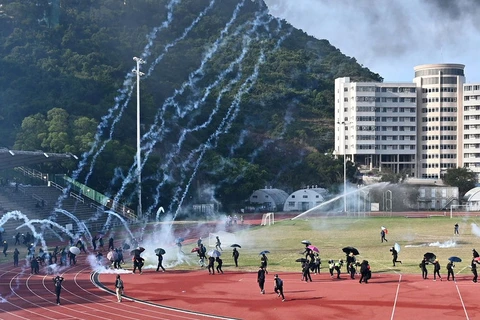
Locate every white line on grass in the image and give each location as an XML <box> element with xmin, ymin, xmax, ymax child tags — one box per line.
<box><xmin>390</xmin><ymin>274</ymin><xmax>402</xmax><ymax>320</ymax></box>
<box><xmin>455</xmin><ymin>283</ymin><xmax>470</xmax><ymax>320</ymax></box>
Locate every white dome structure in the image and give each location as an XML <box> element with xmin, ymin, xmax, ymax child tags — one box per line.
<box><xmin>463</xmin><ymin>187</ymin><xmax>480</xmax><ymax>211</ymax></box>
<box><xmin>248</xmin><ymin>188</ymin><xmax>289</xmax><ymax>212</ymax></box>
<box><xmin>283</xmin><ymin>187</ymin><xmax>328</xmax><ymax>212</ymax></box>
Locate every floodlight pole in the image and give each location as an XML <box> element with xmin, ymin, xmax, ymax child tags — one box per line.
<box><xmin>133</xmin><ymin>57</ymin><xmax>145</xmax><ymax>219</ymax></box>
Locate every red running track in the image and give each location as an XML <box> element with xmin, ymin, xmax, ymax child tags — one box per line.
<box><xmin>2</xmin><ymin>257</ymin><xmax>480</xmax><ymax>320</ymax></box>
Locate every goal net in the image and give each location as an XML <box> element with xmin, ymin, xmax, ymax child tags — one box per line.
<box><xmin>208</xmin><ymin>231</ymin><xmax>237</xmax><ymax>248</ymax></box>
<box><xmin>261</xmin><ymin>212</ymin><xmax>275</xmax><ymax>226</ymax></box>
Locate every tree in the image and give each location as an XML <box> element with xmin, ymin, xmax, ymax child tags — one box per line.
<box><xmin>442</xmin><ymin>168</ymin><xmax>477</xmax><ymax>199</ymax></box>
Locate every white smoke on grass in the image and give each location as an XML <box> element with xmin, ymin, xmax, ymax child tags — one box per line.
<box><xmin>428</xmin><ymin>240</ymin><xmax>457</xmax><ymax>248</ymax></box>
<box><xmin>86</xmin><ymin>254</ymin><xmax>132</xmax><ymax>274</ymax></box>
<box><xmin>471</xmin><ymin>223</ymin><xmax>480</xmax><ymax>237</ymax></box>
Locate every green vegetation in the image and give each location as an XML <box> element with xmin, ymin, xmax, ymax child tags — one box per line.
<box><xmin>0</xmin><ymin>0</ymin><xmax>380</xmax><ymax>211</ymax></box>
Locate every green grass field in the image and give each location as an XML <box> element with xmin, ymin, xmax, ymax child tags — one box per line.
<box><xmin>2</xmin><ymin>215</ymin><xmax>480</xmax><ymax>276</ymax></box>
<box><xmin>202</xmin><ymin>215</ymin><xmax>480</xmax><ymax>275</ymax></box>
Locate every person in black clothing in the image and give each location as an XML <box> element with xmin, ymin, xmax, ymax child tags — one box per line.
<box><xmin>15</xmin><ymin>233</ymin><xmax>20</xmax><ymax>245</ymax></box>
<box><xmin>391</xmin><ymin>247</ymin><xmax>402</xmax><ymax>266</ymax></box>
<box><xmin>13</xmin><ymin>248</ymin><xmax>19</xmax><ymax>267</ymax></box>
<box><xmin>454</xmin><ymin>223</ymin><xmax>459</xmax><ymax>235</ymax></box>
<box><xmin>69</xmin><ymin>251</ymin><xmax>76</xmax><ymax>266</ymax></box>
<box><xmin>216</xmin><ymin>257</ymin><xmax>224</xmax><ymax>274</ymax></box>
<box><xmin>232</xmin><ymin>248</ymin><xmax>239</xmax><ymax>267</ymax></box>
<box><xmin>208</xmin><ymin>256</ymin><xmax>215</xmax><ymax>275</ymax></box>
<box><xmin>471</xmin><ymin>259</ymin><xmax>478</xmax><ymax>283</ymax></box>
<box><xmin>133</xmin><ymin>256</ymin><xmax>144</xmax><ymax>274</ymax></box>
<box><xmin>98</xmin><ymin>237</ymin><xmax>104</xmax><ymax>251</ymax></box>
<box><xmin>198</xmin><ymin>244</ymin><xmax>206</xmax><ymax>267</ymax></box>
<box><xmin>3</xmin><ymin>240</ymin><xmax>8</xmax><ymax>257</ymax></box>
<box><xmin>215</xmin><ymin>236</ymin><xmax>222</xmax><ymax>251</ymax></box>
<box><xmin>30</xmin><ymin>256</ymin><xmax>39</xmax><ymax>274</ymax></box>
<box><xmin>52</xmin><ymin>246</ymin><xmax>59</xmax><ymax>264</ymax></box>
<box><xmin>257</xmin><ymin>265</ymin><xmax>266</xmax><ymax>294</ymax></box>
<box><xmin>260</xmin><ymin>254</ymin><xmax>268</xmax><ymax>274</ymax></box>
<box><xmin>334</xmin><ymin>259</ymin><xmax>343</xmax><ymax>279</ymax></box>
<box><xmin>156</xmin><ymin>253</ymin><xmax>165</xmax><ymax>272</ymax></box>
<box><xmin>53</xmin><ymin>275</ymin><xmax>64</xmax><ymax>305</ymax></box>
<box><xmin>380</xmin><ymin>229</ymin><xmax>388</xmax><ymax>242</ymax></box>
<box><xmin>473</xmin><ymin>249</ymin><xmax>479</xmax><ymax>259</ymax></box>
<box><xmin>274</xmin><ymin>274</ymin><xmax>285</xmax><ymax>301</ymax></box>
<box><xmin>420</xmin><ymin>258</ymin><xmax>428</xmax><ymax>279</ymax></box>
<box><xmin>446</xmin><ymin>260</ymin><xmax>455</xmax><ymax>281</ymax></box>
<box><xmin>433</xmin><ymin>259</ymin><xmax>442</xmax><ymax>281</ymax></box>
<box><xmin>108</xmin><ymin>237</ymin><xmax>114</xmax><ymax>251</ymax></box>
<box><xmin>348</xmin><ymin>262</ymin><xmax>356</xmax><ymax>279</ymax></box>
<box><xmin>302</xmin><ymin>260</ymin><xmax>312</xmax><ymax>282</ymax></box>
<box><xmin>92</xmin><ymin>235</ymin><xmax>98</xmax><ymax>251</ymax></box>
<box><xmin>359</xmin><ymin>260</ymin><xmax>371</xmax><ymax>284</ymax></box>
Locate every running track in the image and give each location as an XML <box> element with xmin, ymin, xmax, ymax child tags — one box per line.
<box><xmin>1</xmin><ymin>259</ymin><xmax>480</xmax><ymax>320</ymax></box>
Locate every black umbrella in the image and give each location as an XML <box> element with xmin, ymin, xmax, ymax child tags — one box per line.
<box><xmin>296</xmin><ymin>258</ymin><xmax>308</xmax><ymax>263</ymax></box>
<box><xmin>424</xmin><ymin>252</ymin><xmax>436</xmax><ymax>262</ymax></box>
<box><xmin>130</xmin><ymin>249</ymin><xmax>142</xmax><ymax>256</ymax></box>
<box><xmin>259</xmin><ymin>250</ymin><xmax>270</xmax><ymax>255</ymax></box>
<box><xmin>448</xmin><ymin>256</ymin><xmax>462</xmax><ymax>263</ymax></box>
<box><xmin>342</xmin><ymin>247</ymin><xmax>360</xmax><ymax>255</ymax></box>
<box><xmin>155</xmin><ymin>248</ymin><xmax>166</xmax><ymax>255</ymax></box>
<box><xmin>230</xmin><ymin>244</ymin><xmax>242</xmax><ymax>248</ymax></box>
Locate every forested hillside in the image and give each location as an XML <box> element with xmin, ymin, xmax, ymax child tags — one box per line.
<box><xmin>0</xmin><ymin>0</ymin><xmax>382</xmax><ymax>213</ymax></box>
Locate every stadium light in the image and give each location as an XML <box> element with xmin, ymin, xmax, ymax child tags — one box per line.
<box><xmin>133</xmin><ymin>56</ymin><xmax>145</xmax><ymax>219</ymax></box>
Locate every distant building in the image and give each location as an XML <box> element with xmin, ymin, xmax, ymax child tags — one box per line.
<box><xmin>463</xmin><ymin>187</ymin><xmax>480</xmax><ymax>211</ymax></box>
<box><xmin>335</xmin><ymin>63</ymin><xmax>480</xmax><ymax>181</ymax></box>
<box><xmin>283</xmin><ymin>187</ymin><xmax>328</xmax><ymax>212</ymax></box>
<box><xmin>248</xmin><ymin>188</ymin><xmax>288</xmax><ymax>212</ymax></box>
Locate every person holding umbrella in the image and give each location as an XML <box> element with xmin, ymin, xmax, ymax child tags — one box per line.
<box><xmin>260</xmin><ymin>253</ymin><xmax>269</xmax><ymax>274</ymax></box>
<box><xmin>257</xmin><ymin>265</ymin><xmax>266</xmax><ymax>294</ymax></box>
<box><xmin>380</xmin><ymin>228</ymin><xmax>388</xmax><ymax>243</ymax></box>
<box><xmin>390</xmin><ymin>247</ymin><xmax>402</xmax><ymax>266</ymax></box>
<box><xmin>446</xmin><ymin>260</ymin><xmax>455</xmax><ymax>281</ymax></box>
<box><xmin>133</xmin><ymin>256</ymin><xmax>144</xmax><ymax>274</ymax></box>
<box><xmin>53</xmin><ymin>275</ymin><xmax>64</xmax><ymax>305</ymax></box>
<box><xmin>420</xmin><ymin>257</ymin><xmax>428</xmax><ymax>279</ymax></box>
<box><xmin>208</xmin><ymin>255</ymin><xmax>215</xmax><ymax>275</ymax></box>
<box><xmin>232</xmin><ymin>248</ymin><xmax>239</xmax><ymax>267</ymax></box>
<box><xmin>156</xmin><ymin>251</ymin><xmax>165</xmax><ymax>272</ymax></box>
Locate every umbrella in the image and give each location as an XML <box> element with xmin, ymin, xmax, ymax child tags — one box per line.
<box><xmin>381</xmin><ymin>226</ymin><xmax>387</xmax><ymax>230</ymax></box>
<box><xmin>155</xmin><ymin>248</ymin><xmax>166</xmax><ymax>255</ymax></box>
<box><xmin>475</xmin><ymin>257</ymin><xmax>480</xmax><ymax>263</ymax></box>
<box><xmin>424</xmin><ymin>252</ymin><xmax>436</xmax><ymax>262</ymax></box>
<box><xmin>259</xmin><ymin>250</ymin><xmax>270</xmax><ymax>255</ymax></box>
<box><xmin>191</xmin><ymin>247</ymin><xmax>200</xmax><ymax>253</ymax></box>
<box><xmin>296</xmin><ymin>258</ymin><xmax>308</xmax><ymax>263</ymax></box>
<box><xmin>69</xmin><ymin>246</ymin><xmax>80</xmax><ymax>255</ymax></box>
<box><xmin>130</xmin><ymin>249</ymin><xmax>142</xmax><ymax>256</ymax></box>
<box><xmin>307</xmin><ymin>245</ymin><xmax>319</xmax><ymax>253</ymax></box>
<box><xmin>230</xmin><ymin>244</ymin><xmax>242</xmax><ymax>248</ymax></box>
<box><xmin>301</xmin><ymin>240</ymin><xmax>311</xmax><ymax>245</ymax></box>
<box><xmin>208</xmin><ymin>249</ymin><xmax>221</xmax><ymax>258</ymax></box>
<box><xmin>175</xmin><ymin>238</ymin><xmax>184</xmax><ymax>243</ymax></box>
<box><xmin>394</xmin><ymin>243</ymin><xmax>401</xmax><ymax>253</ymax></box>
<box><xmin>107</xmin><ymin>251</ymin><xmax>118</xmax><ymax>261</ymax></box>
<box><xmin>137</xmin><ymin>247</ymin><xmax>145</xmax><ymax>252</ymax></box>
<box><xmin>448</xmin><ymin>256</ymin><xmax>462</xmax><ymax>262</ymax></box>
<box><xmin>342</xmin><ymin>247</ymin><xmax>359</xmax><ymax>255</ymax></box>
<box><xmin>122</xmin><ymin>243</ymin><xmax>130</xmax><ymax>250</ymax></box>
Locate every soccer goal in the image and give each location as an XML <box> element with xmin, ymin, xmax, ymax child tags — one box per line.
<box><xmin>261</xmin><ymin>212</ymin><xmax>275</xmax><ymax>226</ymax></box>
<box><xmin>208</xmin><ymin>231</ymin><xmax>237</xmax><ymax>248</ymax></box>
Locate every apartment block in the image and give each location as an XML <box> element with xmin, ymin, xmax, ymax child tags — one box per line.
<box><xmin>335</xmin><ymin>63</ymin><xmax>480</xmax><ymax>180</ymax></box>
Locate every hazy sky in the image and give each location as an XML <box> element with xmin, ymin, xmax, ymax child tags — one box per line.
<box><xmin>263</xmin><ymin>0</ymin><xmax>480</xmax><ymax>83</ymax></box>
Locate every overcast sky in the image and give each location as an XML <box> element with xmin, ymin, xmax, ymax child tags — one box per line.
<box><xmin>264</xmin><ymin>0</ymin><xmax>480</xmax><ymax>83</ymax></box>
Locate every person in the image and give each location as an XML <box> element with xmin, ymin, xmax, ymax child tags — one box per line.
<box><xmin>53</xmin><ymin>275</ymin><xmax>64</xmax><ymax>305</ymax></box>
<box><xmin>433</xmin><ymin>259</ymin><xmax>442</xmax><ymax>281</ymax></box>
<box><xmin>115</xmin><ymin>274</ymin><xmax>124</xmax><ymax>302</ymax></box>
<box><xmin>232</xmin><ymin>247</ymin><xmax>239</xmax><ymax>267</ymax></box>
<box><xmin>215</xmin><ymin>236</ymin><xmax>222</xmax><ymax>251</ymax></box>
<box><xmin>197</xmin><ymin>237</ymin><xmax>202</xmax><ymax>247</ymax></box>
<box><xmin>471</xmin><ymin>258</ymin><xmax>478</xmax><ymax>283</ymax></box>
<box><xmin>177</xmin><ymin>241</ymin><xmax>184</xmax><ymax>254</ymax></box>
<box><xmin>92</xmin><ymin>235</ymin><xmax>98</xmax><ymax>251</ymax></box>
<box><xmin>133</xmin><ymin>256</ymin><xmax>144</xmax><ymax>274</ymax></box>
<box><xmin>334</xmin><ymin>259</ymin><xmax>343</xmax><ymax>279</ymax></box>
<box><xmin>216</xmin><ymin>257</ymin><xmax>224</xmax><ymax>274</ymax></box>
<box><xmin>454</xmin><ymin>223</ymin><xmax>459</xmax><ymax>235</ymax></box>
<box><xmin>391</xmin><ymin>247</ymin><xmax>402</xmax><ymax>266</ymax></box>
<box><xmin>473</xmin><ymin>249</ymin><xmax>479</xmax><ymax>259</ymax></box>
<box><xmin>108</xmin><ymin>237</ymin><xmax>114</xmax><ymax>251</ymax></box>
<box><xmin>420</xmin><ymin>258</ymin><xmax>428</xmax><ymax>279</ymax></box>
<box><xmin>359</xmin><ymin>260</ymin><xmax>371</xmax><ymax>284</ymax></box>
<box><xmin>15</xmin><ymin>232</ymin><xmax>20</xmax><ymax>245</ymax></box>
<box><xmin>349</xmin><ymin>262</ymin><xmax>356</xmax><ymax>279</ymax></box>
<box><xmin>208</xmin><ymin>256</ymin><xmax>215</xmax><ymax>275</ymax></box>
<box><xmin>313</xmin><ymin>253</ymin><xmax>321</xmax><ymax>274</ymax></box>
<box><xmin>52</xmin><ymin>246</ymin><xmax>59</xmax><ymax>264</ymax></box>
<box><xmin>98</xmin><ymin>237</ymin><xmax>104</xmax><ymax>251</ymax></box>
<box><xmin>31</xmin><ymin>256</ymin><xmax>40</xmax><ymax>274</ymax></box>
<box><xmin>446</xmin><ymin>260</ymin><xmax>455</xmax><ymax>281</ymax></box>
<box><xmin>302</xmin><ymin>260</ymin><xmax>313</xmax><ymax>282</ymax></box>
<box><xmin>3</xmin><ymin>240</ymin><xmax>8</xmax><ymax>257</ymax></box>
<box><xmin>198</xmin><ymin>244</ymin><xmax>206</xmax><ymax>267</ymax></box>
<box><xmin>257</xmin><ymin>265</ymin><xmax>266</xmax><ymax>294</ymax></box>
<box><xmin>328</xmin><ymin>259</ymin><xmax>335</xmax><ymax>278</ymax></box>
<box><xmin>156</xmin><ymin>252</ymin><xmax>165</xmax><ymax>272</ymax></box>
<box><xmin>381</xmin><ymin>229</ymin><xmax>388</xmax><ymax>243</ymax></box>
<box><xmin>13</xmin><ymin>248</ymin><xmax>19</xmax><ymax>267</ymax></box>
<box><xmin>96</xmin><ymin>251</ymin><xmax>103</xmax><ymax>264</ymax></box>
<box><xmin>69</xmin><ymin>251</ymin><xmax>76</xmax><ymax>266</ymax></box>
<box><xmin>260</xmin><ymin>253</ymin><xmax>268</xmax><ymax>274</ymax></box>
<box><xmin>274</xmin><ymin>274</ymin><xmax>285</xmax><ymax>301</ymax></box>
<box><xmin>60</xmin><ymin>248</ymin><xmax>67</xmax><ymax>266</ymax></box>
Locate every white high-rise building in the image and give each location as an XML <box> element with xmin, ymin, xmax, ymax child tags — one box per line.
<box><xmin>335</xmin><ymin>63</ymin><xmax>480</xmax><ymax>180</ymax></box>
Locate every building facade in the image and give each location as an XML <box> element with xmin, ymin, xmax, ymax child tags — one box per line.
<box><xmin>335</xmin><ymin>63</ymin><xmax>480</xmax><ymax>180</ymax></box>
